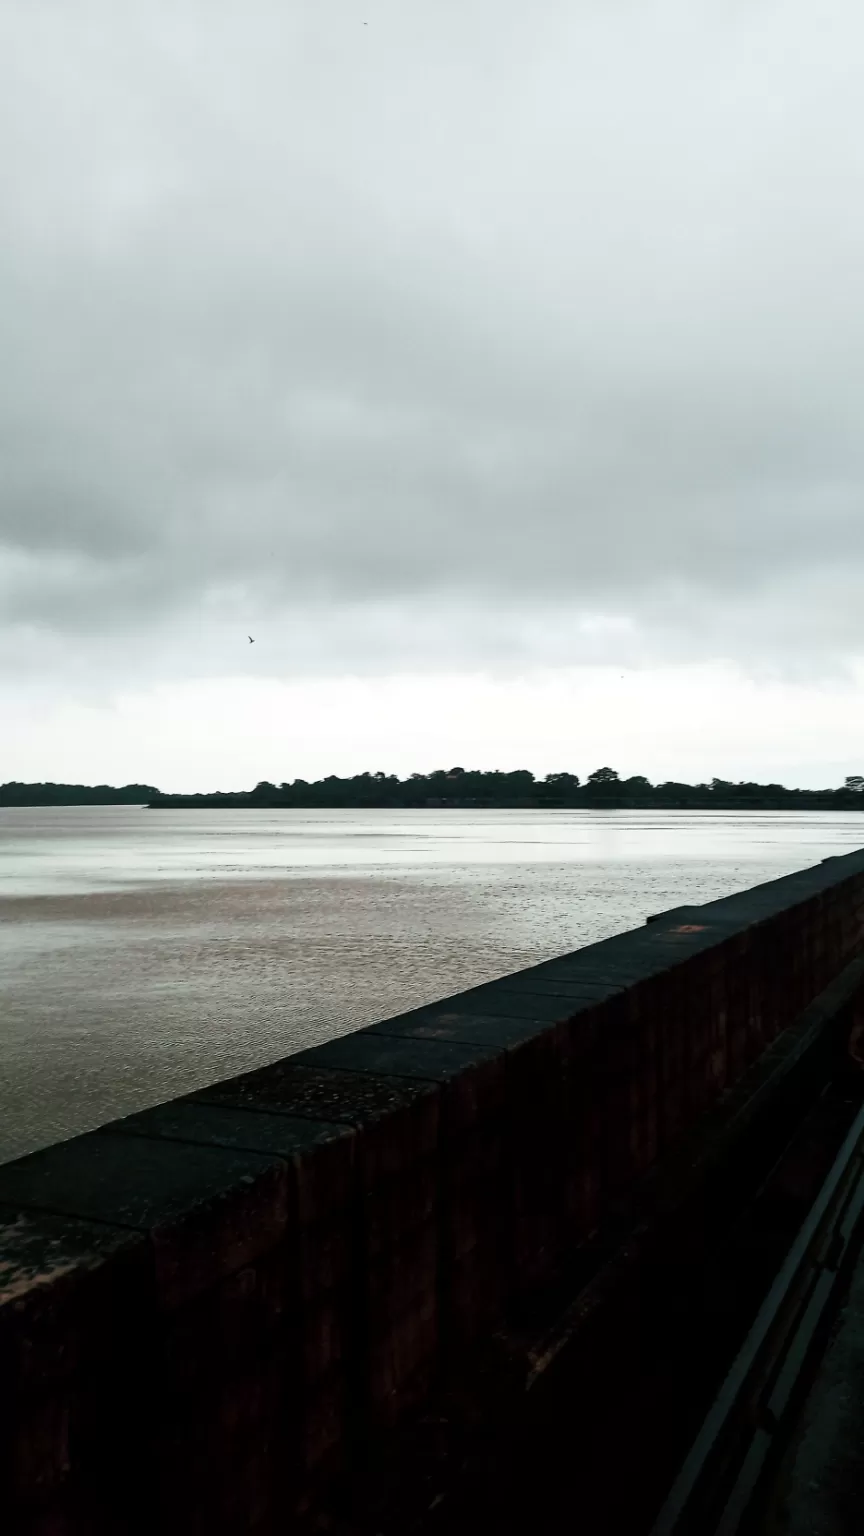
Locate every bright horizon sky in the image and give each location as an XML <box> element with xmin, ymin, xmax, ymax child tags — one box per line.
<box><xmin>4</xmin><ymin>2</ymin><xmax>864</xmax><ymax>791</ymax></box>
<box><xmin>5</xmin><ymin>663</ymin><xmax>864</xmax><ymax>793</ymax></box>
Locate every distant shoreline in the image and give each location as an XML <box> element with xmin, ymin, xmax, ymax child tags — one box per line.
<box><xmin>146</xmin><ymin>794</ymin><xmax>864</xmax><ymax>811</ymax></box>
<box><xmin>4</xmin><ymin>776</ymin><xmax>864</xmax><ymax>813</ymax></box>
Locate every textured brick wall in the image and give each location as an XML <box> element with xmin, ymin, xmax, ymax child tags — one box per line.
<box><xmin>3</xmin><ymin>850</ymin><xmax>864</xmax><ymax>1534</ymax></box>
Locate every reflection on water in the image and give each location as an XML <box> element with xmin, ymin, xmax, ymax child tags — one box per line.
<box><xmin>2</xmin><ymin>806</ymin><xmax>862</xmax><ymax>1162</ymax></box>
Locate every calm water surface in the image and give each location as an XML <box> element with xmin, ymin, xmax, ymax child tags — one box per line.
<box><xmin>2</xmin><ymin>806</ymin><xmax>863</xmax><ymax>1161</ymax></box>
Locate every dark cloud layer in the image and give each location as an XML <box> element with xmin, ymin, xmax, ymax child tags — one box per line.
<box><xmin>2</xmin><ymin>0</ymin><xmax>864</xmax><ymax>676</ymax></box>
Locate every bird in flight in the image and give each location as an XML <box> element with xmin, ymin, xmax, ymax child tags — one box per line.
<box><xmin>248</xmin><ymin>636</ymin><xmax>255</xmax><ymax>644</ymax></box>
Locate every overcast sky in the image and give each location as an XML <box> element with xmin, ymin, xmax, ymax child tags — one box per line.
<box><xmin>3</xmin><ymin>0</ymin><xmax>864</xmax><ymax>790</ymax></box>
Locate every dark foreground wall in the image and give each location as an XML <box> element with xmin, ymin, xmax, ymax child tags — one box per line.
<box><xmin>3</xmin><ymin>851</ymin><xmax>864</xmax><ymax>1534</ymax></box>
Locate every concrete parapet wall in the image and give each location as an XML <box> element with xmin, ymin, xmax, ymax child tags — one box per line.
<box><xmin>3</xmin><ymin>850</ymin><xmax>864</xmax><ymax>1533</ymax></box>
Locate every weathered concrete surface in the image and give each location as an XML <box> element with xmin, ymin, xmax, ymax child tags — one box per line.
<box><xmin>2</xmin><ymin>849</ymin><xmax>864</xmax><ymax>1533</ymax></box>
<box><xmin>767</xmin><ymin>1244</ymin><xmax>864</xmax><ymax>1535</ymax></box>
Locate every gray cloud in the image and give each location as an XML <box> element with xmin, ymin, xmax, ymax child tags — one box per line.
<box><xmin>2</xmin><ymin>0</ymin><xmax>864</xmax><ymax>676</ymax></box>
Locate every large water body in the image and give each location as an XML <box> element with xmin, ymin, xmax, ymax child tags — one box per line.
<box><xmin>2</xmin><ymin>806</ymin><xmax>863</xmax><ymax>1162</ymax></box>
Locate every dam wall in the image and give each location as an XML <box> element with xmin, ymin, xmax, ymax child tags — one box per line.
<box><xmin>3</xmin><ymin>850</ymin><xmax>864</xmax><ymax>1533</ymax></box>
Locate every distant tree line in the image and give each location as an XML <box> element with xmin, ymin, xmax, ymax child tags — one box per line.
<box><xmin>145</xmin><ymin>766</ymin><xmax>864</xmax><ymax>810</ymax></box>
<box><xmin>4</xmin><ymin>770</ymin><xmax>864</xmax><ymax>810</ymax></box>
<box><xmin>0</xmin><ymin>782</ymin><xmax>159</xmax><ymax>806</ymax></box>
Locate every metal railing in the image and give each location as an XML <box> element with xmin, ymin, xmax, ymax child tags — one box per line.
<box><xmin>651</xmin><ymin>1097</ymin><xmax>864</xmax><ymax>1534</ymax></box>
